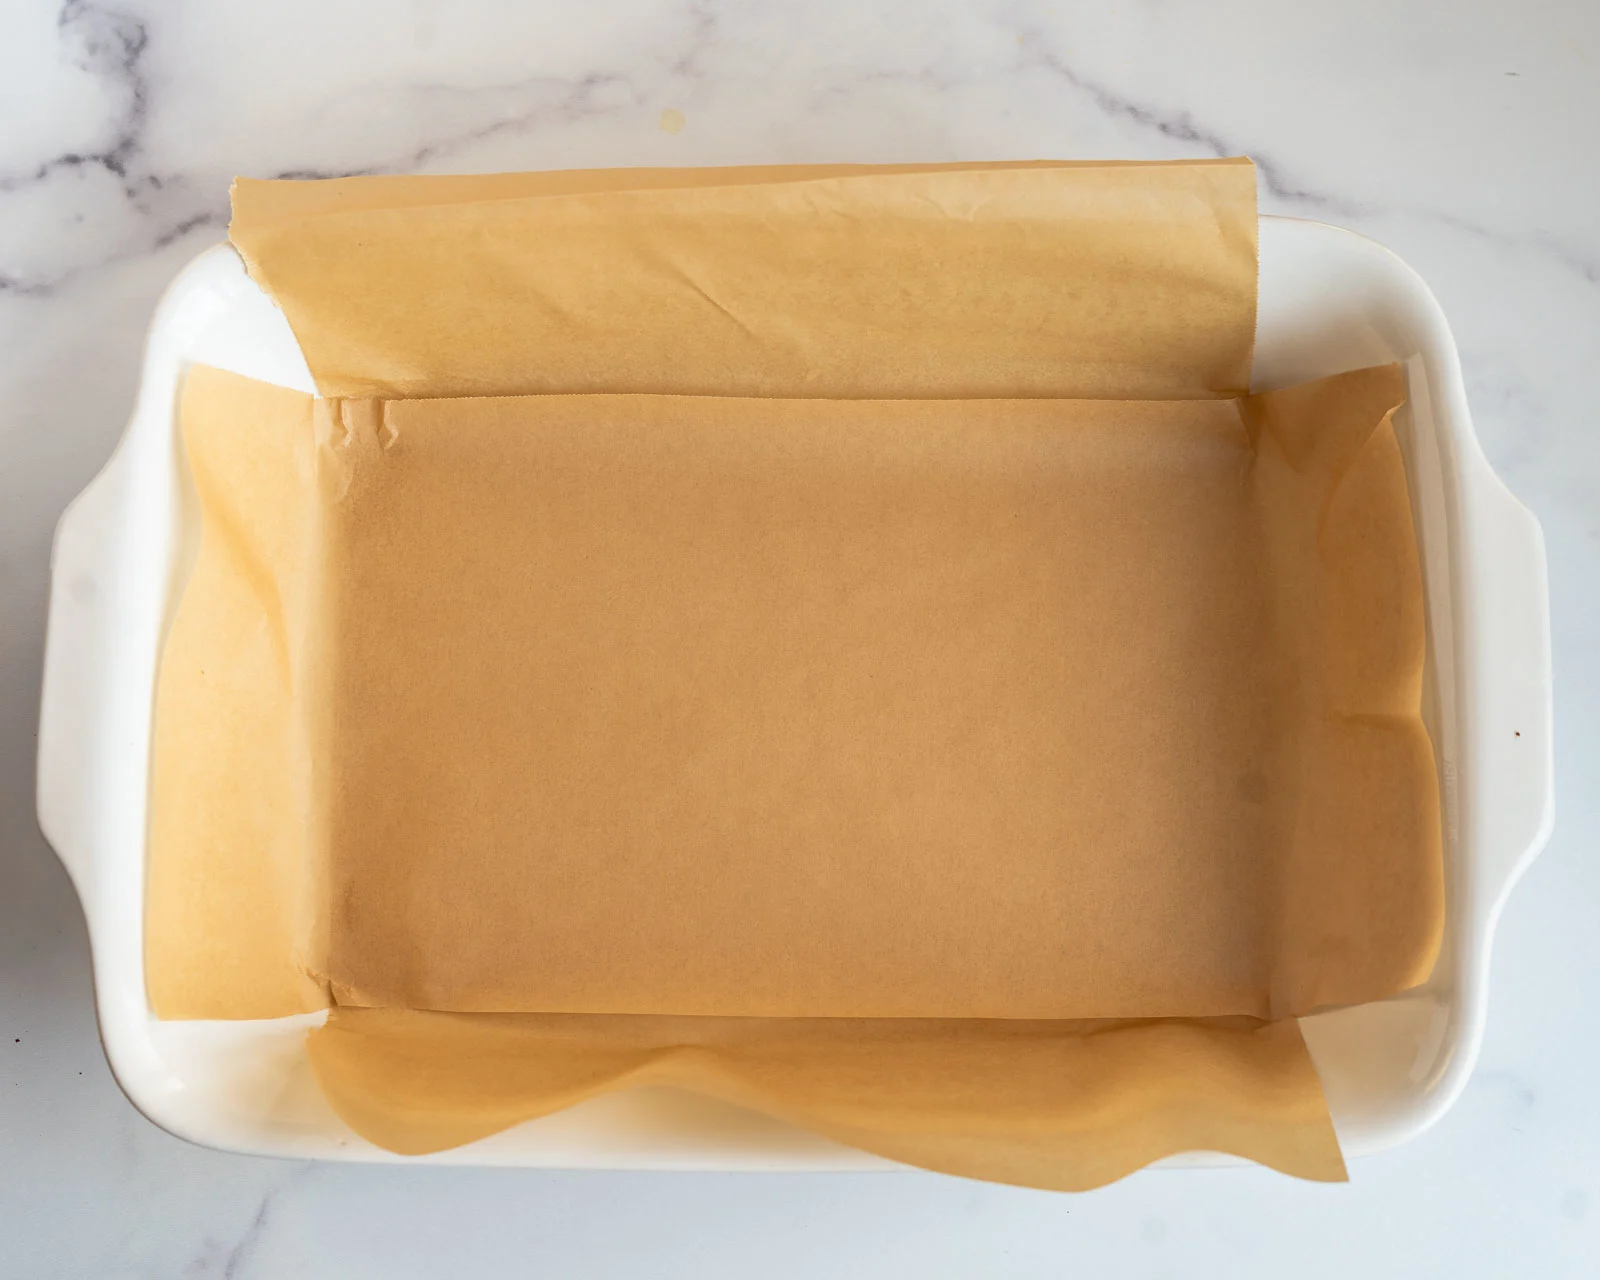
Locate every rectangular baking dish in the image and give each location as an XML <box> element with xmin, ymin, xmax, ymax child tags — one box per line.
<box><xmin>36</xmin><ymin>215</ymin><xmax>1554</xmax><ymax>1168</ymax></box>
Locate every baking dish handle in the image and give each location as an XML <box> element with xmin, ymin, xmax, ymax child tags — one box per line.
<box><xmin>1465</xmin><ymin>463</ymin><xmax>1554</xmax><ymax>923</ymax></box>
<box><xmin>36</xmin><ymin>458</ymin><xmax>127</xmax><ymax>898</ymax></box>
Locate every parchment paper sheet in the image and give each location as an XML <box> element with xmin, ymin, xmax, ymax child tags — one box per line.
<box><xmin>144</xmin><ymin>162</ymin><xmax>1441</xmax><ymax>1185</ymax></box>
<box><xmin>229</xmin><ymin>160</ymin><xmax>1258</xmax><ymax>402</ymax></box>
<box><xmin>309</xmin><ymin>1011</ymin><xmax>1345</xmax><ymax>1190</ymax></box>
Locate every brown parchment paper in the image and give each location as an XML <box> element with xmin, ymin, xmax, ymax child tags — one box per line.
<box><xmin>307</xmin><ymin>1011</ymin><xmax>1345</xmax><ymax>1189</ymax></box>
<box><xmin>319</xmin><ymin>388</ymin><xmax>1262</xmax><ymax>1019</ymax></box>
<box><xmin>149</xmin><ymin>364</ymin><xmax>1439</xmax><ymax>1024</ymax></box>
<box><xmin>145</xmin><ymin>162</ymin><xmax>1441</xmax><ymax>1184</ymax></box>
<box><xmin>146</xmin><ymin>369</ymin><xmax>326</xmax><ymax>1018</ymax></box>
<box><xmin>147</xmin><ymin>361</ymin><xmax>1436</xmax><ymax>1180</ymax></box>
<box><xmin>229</xmin><ymin>160</ymin><xmax>1258</xmax><ymax>402</ymax></box>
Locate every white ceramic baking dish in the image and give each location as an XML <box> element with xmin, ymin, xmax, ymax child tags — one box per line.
<box><xmin>36</xmin><ymin>215</ymin><xmax>1553</xmax><ymax>1169</ymax></box>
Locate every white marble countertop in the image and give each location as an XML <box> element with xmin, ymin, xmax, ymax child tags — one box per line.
<box><xmin>2</xmin><ymin>2</ymin><xmax>1596</xmax><ymax>1276</ymax></box>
